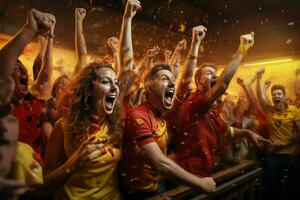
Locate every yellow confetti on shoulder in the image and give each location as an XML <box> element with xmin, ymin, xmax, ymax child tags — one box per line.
<box><xmin>135</xmin><ymin>118</ymin><xmax>145</xmax><ymax>126</ymax></box>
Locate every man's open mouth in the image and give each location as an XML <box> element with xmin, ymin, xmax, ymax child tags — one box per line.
<box><xmin>274</xmin><ymin>99</ymin><xmax>281</xmax><ymax>104</ymax></box>
<box><xmin>164</xmin><ymin>88</ymin><xmax>175</xmax><ymax>106</ymax></box>
<box><xmin>211</xmin><ymin>79</ymin><xmax>217</xmax><ymax>87</ymax></box>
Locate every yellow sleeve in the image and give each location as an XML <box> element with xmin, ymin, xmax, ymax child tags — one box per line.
<box><xmin>11</xmin><ymin>142</ymin><xmax>43</xmax><ymax>185</ymax></box>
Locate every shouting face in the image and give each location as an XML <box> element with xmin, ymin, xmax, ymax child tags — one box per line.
<box><xmin>146</xmin><ymin>69</ymin><xmax>176</xmax><ymax>112</ymax></box>
<box><xmin>272</xmin><ymin>89</ymin><xmax>285</xmax><ymax>111</ymax></box>
<box><xmin>12</xmin><ymin>61</ymin><xmax>29</xmax><ymax>98</ymax></box>
<box><xmin>196</xmin><ymin>66</ymin><xmax>217</xmax><ymax>92</ymax></box>
<box><xmin>92</xmin><ymin>67</ymin><xmax>119</xmax><ymax>116</ymax></box>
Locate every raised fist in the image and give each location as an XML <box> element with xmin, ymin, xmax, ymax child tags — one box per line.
<box><xmin>256</xmin><ymin>68</ymin><xmax>265</xmax><ymax>79</ymax></box>
<box><xmin>25</xmin><ymin>9</ymin><xmax>52</xmax><ymax>35</ymax></box>
<box><xmin>236</xmin><ymin>77</ymin><xmax>245</xmax><ymax>86</ymax></box>
<box><xmin>164</xmin><ymin>49</ymin><xmax>172</xmax><ymax>59</ymax></box>
<box><xmin>124</xmin><ymin>0</ymin><xmax>141</xmax><ymax>19</ymax></box>
<box><xmin>75</xmin><ymin>8</ymin><xmax>86</xmax><ymax>22</ymax></box>
<box><xmin>107</xmin><ymin>37</ymin><xmax>119</xmax><ymax>53</ymax></box>
<box><xmin>146</xmin><ymin>46</ymin><xmax>160</xmax><ymax>58</ymax></box>
<box><xmin>239</xmin><ymin>32</ymin><xmax>254</xmax><ymax>55</ymax></box>
<box><xmin>176</xmin><ymin>39</ymin><xmax>187</xmax><ymax>53</ymax></box>
<box><xmin>45</xmin><ymin>13</ymin><xmax>56</xmax><ymax>35</ymax></box>
<box><xmin>192</xmin><ymin>25</ymin><xmax>207</xmax><ymax>43</ymax></box>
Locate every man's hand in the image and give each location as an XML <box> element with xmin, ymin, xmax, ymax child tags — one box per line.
<box><xmin>46</xmin><ymin>13</ymin><xmax>56</xmax><ymax>36</ymax></box>
<box><xmin>238</xmin><ymin>32</ymin><xmax>254</xmax><ymax>56</ymax></box>
<box><xmin>124</xmin><ymin>0</ymin><xmax>141</xmax><ymax>19</ymax></box>
<box><xmin>248</xmin><ymin>130</ymin><xmax>271</xmax><ymax>147</ymax></box>
<box><xmin>264</xmin><ymin>79</ymin><xmax>271</xmax><ymax>88</ymax></box>
<box><xmin>192</xmin><ymin>25</ymin><xmax>207</xmax><ymax>44</ymax></box>
<box><xmin>146</xmin><ymin>46</ymin><xmax>160</xmax><ymax>58</ymax></box>
<box><xmin>25</xmin><ymin>9</ymin><xmax>52</xmax><ymax>35</ymax></box>
<box><xmin>256</xmin><ymin>68</ymin><xmax>265</xmax><ymax>79</ymax></box>
<box><xmin>164</xmin><ymin>49</ymin><xmax>172</xmax><ymax>59</ymax></box>
<box><xmin>176</xmin><ymin>39</ymin><xmax>187</xmax><ymax>53</ymax></box>
<box><xmin>199</xmin><ymin>177</ymin><xmax>216</xmax><ymax>193</ymax></box>
<box><xmin>75</xmin><ymin>8</ymin><xmax>86</xmax><ymax>22</ymax></box>
<box><xmin>107</xmin><ymin>37</ymin><xmax>119</xmax><ymax>53</ymax></box>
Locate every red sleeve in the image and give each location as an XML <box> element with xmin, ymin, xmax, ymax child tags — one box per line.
<box><xmin>182</xmin><ymin>92</ymin><xmax>209</xmax><ymax>118</ymax></box>
<box><xmin>125</xmin><ymin>110</ymin><xmax>156</xmax><ymax>148</ymax></box>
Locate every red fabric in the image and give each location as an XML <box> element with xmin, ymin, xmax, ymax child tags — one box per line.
<box><xmin>172</xmin><ymin>91</ymin><xmax>228</xmax><ymax>176</ymax></box>
<box><xmin>12</xmin><ymin>94</ymin><xmax>45</xmax><ymax>158</ymax></box>
<box><xmin>124</xmin><ymin>102</ymin><xmax>163</xmax><ymax>148</ymax></box>
<box><xmin>253</xmin><ymin>107</ymin><xmax>270</xmax><ymax>139</ymax></box>
<box><xmin>121</xmin><ymin>102</ymin><xmax>168</xmax><ymax>191</ymax></box>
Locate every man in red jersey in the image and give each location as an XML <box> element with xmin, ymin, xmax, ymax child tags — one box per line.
<box><xmin>172</xmin><ymin>32</ymin><xmax>268</xmax><ymax>176</ymax></box>
<box><xmin>120</xmin><ymin>63</ymin><xmax>216</xmax><ymax>199</ymax></box>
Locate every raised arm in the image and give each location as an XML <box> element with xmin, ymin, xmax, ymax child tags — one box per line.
<box><xmin>164</xmin><ymin>49</ymin><xmax>172</xmax><ymax>65</ymax></box>
<box><xmin>73</xmin><ymin>8</ymin><xmax>88</xmax><ymax>76</ymax></box>
<box><xmin>33</xmin><ymin>36</ymin><xmax>47</xmax><ymax>81</ymax></box>
<box><xmin>141</xmin><ymin>142</ymin><xmax>216</xmax><ymax>193</ymax></box>
<box><xmin>107</xmin><ymin>36</ymin><xmax>121</xmax><ymax>75</ymax></box>
<box><xmin>236</xmin><ymin>76</ymin><xmax>257</xmax><ymax>111</ymax></box>
<box><xmin>170</xmin><ymin>39</ymin><xmax>186</xmax><ymax>80</ymax></box>
<box><xmin>256</xmin><ymin>68</ymin><xmax>269</xmax><ymax>109</ymax></box>
<box><xmin>31</xmin><ymin>14</ymin><xmax>55</xmax><ymax>98</ymax></box>
<box><xmin>117</xmin><ymin>0</ymin><xmax>141</xmax><ymax>103</ymax></box>
<box><xmin>118</xmin><ymin>0</ymin><xmax>141</xmax><ymax>74</ymax></box>
<box><xmin>135</xmin><ymin>46</ymin><xmax>160</xmax><ymax>77</ymax></box>
<box><xmin>206</xmin><ymin>32</ymin><xmax>254</xmax><ymax>104</ymax></box>
<box><xmin>176</xmin><ymin>25</ymin><xmax>206</xmax><ymax>101</ymax></box>
<box><xmin>0</xmin><ymin>9</ymin><xmax>51</xmax><ymax>79</ymax></box>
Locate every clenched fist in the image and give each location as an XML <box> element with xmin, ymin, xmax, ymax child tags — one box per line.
<box><xmin>124</xmin><ymin>0</ymin><xmax>141</xmax><ymax>19</ymax></box>
<box><xmin>75</xmin><ymin>8</ymin><xmax>86</xmax><ymax>22</ymax></box>
<box><xmin>192</xmin><ymin>25</ymin><xmax>207</xmax><ymax>43</ymax></box>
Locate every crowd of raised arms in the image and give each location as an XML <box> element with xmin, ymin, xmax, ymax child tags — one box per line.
<box><xmin>0</xmin><ymin>0</ymin><xmax>299</xmax><ymax>200</ymax></box>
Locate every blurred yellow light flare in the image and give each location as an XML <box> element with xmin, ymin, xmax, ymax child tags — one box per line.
<box><xmin>243</xmin><ymin>58</ymin><xmax>293</xmax><ymax>67</ymax></box>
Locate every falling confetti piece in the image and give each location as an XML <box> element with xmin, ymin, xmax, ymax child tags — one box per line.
<box><xmin>286</xmin><ymin>38</ymin><xmax>292</xmax><ymax>44</ymax></box>
<box><xmin>179</xmin><ymin>24</ymin><xmax>185</xmax><ymax>32</ymax></box>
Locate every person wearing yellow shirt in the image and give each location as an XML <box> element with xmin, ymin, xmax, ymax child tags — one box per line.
<box><xmin>257</xmin><ymin>69</ymin><xmax>300</xmax><ymax>200</ymax></box>
<box><xmin>44</xmin><ymin>62</ymin><xmax>123</xmax><ymax>200</ymax></box>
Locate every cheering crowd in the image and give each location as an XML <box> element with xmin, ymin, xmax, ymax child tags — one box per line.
<box><xmin>0</xmin><ymin>0</ymin><xmax>299</xmax><ymax>199</ymax></box>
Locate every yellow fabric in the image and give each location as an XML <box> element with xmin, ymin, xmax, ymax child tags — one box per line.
<box><xmin>28</xmin><ymin>85</ymin><xmax>49</xmax><ymax>100</ymax></box>
<box><xmin>11</xmin><ymin>142</ymin><xmax>44</xmax><ymax>185</ymax></box>
<box><xmin>55</xmin><ymin>118</ymin><xmax>122</xmax><ymax>200</ymax></box>
<box><xmin>266</xmin><ymin>105</ymin><xmax>300</xmax><ymax>154</ymax></box>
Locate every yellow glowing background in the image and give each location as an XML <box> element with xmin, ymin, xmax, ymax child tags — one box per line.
<box><xmin>1</xmin><ymin>33</ymin><xmax>299</xmax><ymax>101</ymax></box>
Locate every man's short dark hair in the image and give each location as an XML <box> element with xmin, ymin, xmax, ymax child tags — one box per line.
<box><xmin>194</xmin><ymin>63</ymin><xmax>217</xmax><ymax>81</ymax></box>
<box><xmin>144</xmin><ymin>63</ymin><xmax>172</xmax><ymax>83</ymax></box>
<box><xmin>271</xmin><ymin>84</ymin><xmax>286</xmax><ymax>95</ymax></box>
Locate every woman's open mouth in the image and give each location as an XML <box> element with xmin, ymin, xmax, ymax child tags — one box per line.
<box><xmin>104</xmin><ymin>93</ymin><xmax>117</xmax><ymax>112</ymax></box>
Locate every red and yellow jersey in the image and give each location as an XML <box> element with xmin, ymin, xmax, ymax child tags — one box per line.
<box><xmin>121</xmin><ymin>102</ymin><xmax>168</xmax><ymax>192</ymax></box>
<box><xmin>172</xmin><ymin>90</ymin><xmax>228</xmax><ymax>177</ymax></box>
<box><xmin>265</xmin><ymin>104</ymin><xmax>300</xmax><ymax>154</ymax></box>
<box><xmin>54</xmin><ymin>118</ymin><xmax>122</xmax><ymax>200</ymax></box>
